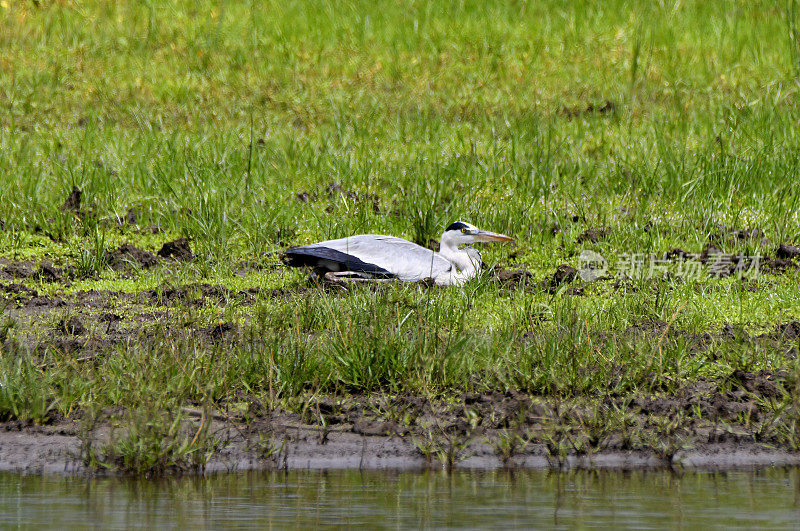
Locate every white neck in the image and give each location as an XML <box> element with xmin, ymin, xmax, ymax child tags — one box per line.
<box><xmin>437</xmin><ymin>238</ymin><xmax>481</xmax><ymax>286</ymax></box>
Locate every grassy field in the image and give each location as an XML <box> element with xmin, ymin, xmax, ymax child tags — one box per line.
<box><xmin>1</xmin><ymin>0</ymin><xmax>800</xmax><ymax>474</ymax></box>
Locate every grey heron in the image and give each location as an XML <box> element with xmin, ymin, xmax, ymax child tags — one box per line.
<box><xmin>282</xmin><ymin>222</ymin><xmax>513</xmax><ymax>286</ymax></box>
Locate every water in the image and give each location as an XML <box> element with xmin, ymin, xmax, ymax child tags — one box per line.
<box><xmin>1</xmin><ymin>468</ymin><xmax>799</xmax><ymax>528</ymax></box>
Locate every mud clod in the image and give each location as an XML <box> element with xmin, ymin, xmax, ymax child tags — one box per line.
<box><xmin>0</xmin><ymin>283</ymin><xmax>38</xmax><ymax>300</ymax></box>
<box><xmin>27</xmin><ymin>296</ymin><xmax>65</xmax><ymax>309</ymax></box>
<box><xmin>36</xmin><ymin>262</ymin><xmax>62</xmax><ymax>283</ymax></box>
<box><xmin>551</xmin><ymin>264</ymin><xmax>578</xmax><ymax>287</ymax></box>
<box><xmin>158</xmin><ymin>238</ymin><xmax>193</xmax><ymax>261</ymax></box>
<box><xmin>198</xmin><ymin>322</ymin><xmax>236</xmax><ymax>341</ymax></box>
<box><xmin>770</xmin><ymin>322</ymin><xmax>800</xmax><ymax>340</ymax></box>
<box><xmin>699</xmin><ymin>245</ymin><xmax>723</xmax><ymax>263</ymax></box>
<box><xmin>58</xmin><ymin>316</ymin><xmax>86</xmax><ymax>336</ymax></box>
<box><xmin>729</xmin><ymin>369</ymin><xmax>784</xmax><ymax>399</ymax></box>
<box><xmin>733</xmin><ymin>228</ymin><xmax>764</xmax><ymax>241</ymax></box>
<box><xmin>106</xmin><ymin>244</ymin><xmax>158</xmax><ymax>269</ymax></box>
<box><xmin>612</xmin><ymin>278</ymin><xmax>637</xmax><ymax>292</ymax></box>
<box><xmin>496</xmin><ymin>267</ymin><xmax>535</xmax><ymax>288</ymax></box>
<box><xmin>576</xmin><ymin>228</ymin><xmax>611</xmax><ymax>244</ymax></box>
<box><xmin>760</xmin><ymin>256</ymin><xmax>798</xmax><ymax>275</ymax></box>
<box><xmin>4</xmin><ymin>263</ymin><xmax>34</xmax><ymax>279</ymax></box>
<box><xmin>776</xmin><ymin>243</ymin><xmax>800</xmax><ymax>260</ymax></box>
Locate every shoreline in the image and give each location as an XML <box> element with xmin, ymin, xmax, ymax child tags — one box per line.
<box><xmin>3</xmin><ymin>421</ymin><xmax>799</xmax><ymax>476</ymax></box>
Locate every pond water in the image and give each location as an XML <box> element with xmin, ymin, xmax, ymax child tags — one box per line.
<box><xmin>1</xmin><ymin>468</ymin><xmax>799</xmax><ymax>528</ymax></box>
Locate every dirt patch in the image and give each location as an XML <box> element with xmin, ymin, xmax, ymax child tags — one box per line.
<box><xmin>158</xmin><ymin>238</ymin><xmax>192</xmax><ymax>261</ymax></box>
<box><xmin>37</xmin><ymin>262</ymin><xmax>63</xmax><ymax>283</ymax></box>
<box><xmin>776</xmin><ymin>243</ymin><xmax>800</xmax><ymax>260</ymax></box>
<box><xmin>757</xmin><ymin>242</ymin><xmax>800</xmax><ymax>275</ymax></box>
<box><xmin>57</xmin><ymin>316</ymin><xmax>86</xmax><ymax>336</ymax></box>
<box><xmin>551</xmin><ymin>264</ymin><xmax>577</xmax><ymax>285</ymax></box>
<box><xmin>1</xmin><ymin>260</ymin><xmax>67</xmax><ymax>283</ymax></box>
<box><xmin>3</xmin><ymin>280</ymin><xmax>282</xmax><ymax>357</ymax></box>
<box><xmin>548</xmin><ymin>264</ymin><xmax>583</xmax><ymax>294</ymax></box>
<box><xmin>495</xmin><ymin>265</ymin><xmax>584</xmax><ymax>295</ymax></box>
<box><xmin>576</xmin><ymin>228</ymin><xmax>611</xmax><ymax>244</ymax></box>
<box><xmin>623</xmin><ymin>241</ymin><xmax>799</xmax><ymax>278</ymax></box>
<box><xmin>691</xmin><ymin>246</ymin><xmax>771</xmax><ymax>277</ymax></box>
<box><xmin>757</xmin><ymin>321</ymin><xmax>800</xmax><ymax>341</ymax></box>
<box><xmin>495</xmin><ymin>267</ymin><xmax>535</xmax><ymax>288</ymax></box>
<box><xmin>106</xmin><ymin>244</ymin><xmax>158</xmax><ymax>269</ymax></box>
<box><xmin>760</xmin><ymin>256</ymin><xmax>798</xmax><ymax>275</ymax></box>
<box><xmin>326</xmin><ymin>182</ymin><xmax>354</xmax><ymax>200</ymax></box>
<box><xmin>267</xmin><ymin>286</ymin><xmax>315</xmax><ymax>298</ymax></box>
<box><xmin>59</xmin><ymin>186</ymin><xmax>95</xmax><ymax>221</ymax></box>
<box><xmin>3</xmin><ymin>262</ymin><xmax>35</xmax><ymax>279</ymax></box>
<box><xmin>728</xmin><ymin>369</ymin><xmax>785</xmax><ymax>399</ymax></box>
<box><xmin>618</xmin><ymin>319</ymin><xmax>800</xmax><ymax>361</ymax></box>
<box><xmin>142</xmin><ymin>283</ymin><xmax>266</xmax><ymax>308</ymax></box>
<box><xmin>698</xmin><ymin>244</ymin><xmax>723</xmax><ymax>263</ymax></box>
<box><xmin>122</xmin><ymin>208</ymin><xmax>138</xmax><ymax>225</ymax></box>
<box><xmin>625</xmin><ymin>320</ymin><xmax>668</xmax><ymax>337</ymax></box>
<box><xmin>22</xmin><ymin>295</ymin><xmax>66</xmax><ymax>310</ymax></box>
<box><xmin>0</xmin><ymin>282</ymin><xmax>39</xmax><ymax>303</ymax></box>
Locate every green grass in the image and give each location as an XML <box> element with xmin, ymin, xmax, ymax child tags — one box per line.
<box><xmin>2</xmin><ymin>0</ymin><xmax>800</xmax><ymax>473</ymax></box>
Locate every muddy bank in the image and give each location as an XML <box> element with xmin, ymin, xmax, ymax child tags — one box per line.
<box><xmin>2</xmin><ymin>276</ymin><xmax>799</xmax><ymax>477</ymax></box>
<box><xmin>2</xmin><ymin>368</ymin><xmax>799</xmax><ymax>475</ymax></box>
<box><xmin>2</xmin><ymin>420</ymin><xmax>799</xmax><ymax>475</ymax></box>
<box><xmin>1</xmin><ymin>222</ymin><xmax>800</xmax><ymax>477</ymax></box>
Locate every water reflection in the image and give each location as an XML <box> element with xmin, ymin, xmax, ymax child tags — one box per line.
<box><xmin>1</xmin><ymin>468</ymin><xmax>799</xmax><ymax>528</ymax></box>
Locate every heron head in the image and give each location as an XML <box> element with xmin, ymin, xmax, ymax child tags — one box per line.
<box><xmin>441</xmin><ymin>221</ymin><xmax>514</xmax><ymax>247</ymax></box>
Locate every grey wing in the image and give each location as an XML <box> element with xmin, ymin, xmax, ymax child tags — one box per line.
<box><xmin>284</xmin><ymin>235</ymin><xmax>452</xmax><ymax>281</ymax></box>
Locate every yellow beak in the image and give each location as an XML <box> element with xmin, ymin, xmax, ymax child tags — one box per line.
<box><xmin>475</xmin><ymin>230</ymin><xmax>514</xmax><ymax>242</ymax></box>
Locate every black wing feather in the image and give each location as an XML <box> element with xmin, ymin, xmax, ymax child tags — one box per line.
<box><xmin>282</xmin><ymin>246</ymin><xmax>394</xmax><ymax>276</ymax></box>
